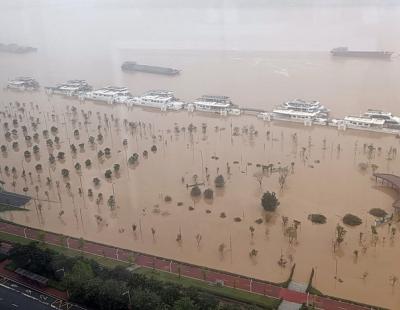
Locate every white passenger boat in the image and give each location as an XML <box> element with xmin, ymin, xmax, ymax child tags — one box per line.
<box><xmin>85</xmin><ymin>86</ymin><xmax>131</xmax><ymax>104</ymax></box>
<box><xmin>363</xmin><ymin>109</ymin><xmax>400</xmax><ymax>129</ymax></box>
<box><xmin>272</xmin><ymin>109</ymin><xmax>324</xmax><ymax>126</ymax></box>
<box><xmin>45</xmin><ymin>80</ymin><xmax>92</xmax><ymax>97</ymax></box>
<box><xmin>7</xmin><ymin>77</ymin><xmax>39</xmax><ymax>91</ymax></box>
<box><xmin>257</xmin><ymin>112</ymin><xmax>272</xmax><ymax>121</ymax></box>
<box><xmin>123</xmin><ymin>90</ymin><xmax>184</xmax><ymax>111</ymax></box>
<box><xmin>282</xmin><ymin>99</ymin><xmax>329</xmax><ymax>116</ymax></box>
<box><xmin>188</xmin><ymin>95</ymin><xmax>240</xmax><ymax>116</ymax></box>
<box><xmin>330</xmin><ymin>116</ymin><xmax>388</xmax><ymax>132</ymax></box>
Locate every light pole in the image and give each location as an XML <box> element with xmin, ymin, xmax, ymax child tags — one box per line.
<box><xmin>122</xmin><ymin>290</ymin><xmax>131</xmax><ymax>308</ymax></box>
<box><xmin>56</xmin><ymin>268</ymin><xmax>65</xmax><ymax>277</ymax></box>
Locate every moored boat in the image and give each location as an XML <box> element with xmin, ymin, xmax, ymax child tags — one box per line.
<box><xmin>122</xmin><ymin>90</ymin><xmax>185</xmax><ymax>111</ymax></box>
<box><xmin>0</xmin><ymin>43</ymin><xmax>37</xmax><ymax>54</ymax></box>
<box><xmin>188</xmin><ymin>95</ymin><xmax>240</xmax><ymax>116</ymax></box>
<box><xmin>45</xmin><ymin>80</ymin><xmax>92</xmax><ymax>97</ymax></box>
<box><xmin>85</xmin><ymin>86</ymin><xmax>131</xmax><ymax>104</ymax></box>
<box><xmin>271</xmin><ymin>109</ymin><xmax>322</xmax><ymax>126</ymax></box>
<box><xmin>7</xmin><ymin>77</ymin><xmax>40</xmax><ymax>91</ymax></box>
<box><xmin>121</xmin><ymin>62</ymin><xmax>180</xmax><ymax>76</ymax></box>
<box><xmin>331</xmin><ymin>47</ymin><xmax>393</xmax><ymax>59</ymax></box>
<box><xmin>363</xmin><ymin>109</ymin><xmax>400</xmax><ymax>129</ymax></box>
<box><xmin>281</xmin><ymin>99</ymin><xmax>329</xmax><ymax>116</ymax></box>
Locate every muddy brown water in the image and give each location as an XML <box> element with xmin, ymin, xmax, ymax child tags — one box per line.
<box><xmin>0</xmin><ymin>90</ymin><xmax>399</xmax><ymax>309</ymax></box>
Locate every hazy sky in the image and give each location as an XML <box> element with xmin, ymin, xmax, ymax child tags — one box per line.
<box><xmin>1</xmin><ymin>0</ymin><xmax>399</xmax><ymax>52</ymax></box>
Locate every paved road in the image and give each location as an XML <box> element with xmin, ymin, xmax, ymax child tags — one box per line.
<box><xmin>0</xmin><ymin>284</ymin><xmax>52</xmax><ymax>310</ymax></box>
<box><xmin>0</xmin><ymin>275</ymin><xmax>83</xmax><ymax>310</ymax></box>
<box><xmin>0</xmin><ymin>221</ymin><xmax>380</xmax><ymax>310</ymax></box>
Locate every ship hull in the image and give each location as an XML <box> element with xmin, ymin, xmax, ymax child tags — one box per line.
<box><xmin>331</xmin><ymin>51</ymin><xmax>392</xmax><ymax>59</ymax></box>
<box><xmin>121</xmin><ymin>62</ymin><xmax>180</xmax><ymax>75</ymax></box>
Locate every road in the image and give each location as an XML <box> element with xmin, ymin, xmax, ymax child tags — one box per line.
<box><xmin>0</xmin><ymin>275</ymin><xmax>83</xmax><ymax>310</ymax></box>
<box><xmin>0</xmin><ymin>284</ymin><xmax>52</xmax><ymax>309</ymax></box>
<box><xmin>0</xmin><ymin>221</ymin><xmax>381</xmax><ymax>310</ymax></box>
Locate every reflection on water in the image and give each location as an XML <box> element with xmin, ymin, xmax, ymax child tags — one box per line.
<box><xmin>0</xmin><ymin>91</ymin><xmax>399</xmax><ymax>308</ymax></box>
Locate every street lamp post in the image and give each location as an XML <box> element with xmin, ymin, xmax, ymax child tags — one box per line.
<box><xmin>122</xmin><ymin>290</ymin><xmax>131</xmax><ymax>308</ymax></box>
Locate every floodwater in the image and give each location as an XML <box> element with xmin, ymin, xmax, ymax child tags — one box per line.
<box><xmin>0</xmin><ymin>91</ymin><xmax>399</xmax><ymax>308</ymax></box>
<box><xmin>1</xmin><ymin>0</ymin><xmax>400</xmax><ymax>308</ymax></box>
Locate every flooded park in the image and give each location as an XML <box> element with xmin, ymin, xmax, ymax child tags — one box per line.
<box><xmin>0</xmin><ymin>89</ymin><xmax>399</xmax><ymax>309</ymax></box>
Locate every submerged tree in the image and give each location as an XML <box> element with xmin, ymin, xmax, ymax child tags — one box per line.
<box><xmin>128</xmin><ymin>153</ymin><xmax>139</xmax><ymax>165</ymax></box>
<box><xmin>249</xmin><ymin>226</ymin><xmax>255</xmax><ymax>239</ymax></box>
<box><xmin>61</xmin><ymin>169</ymin><xmax>70</xmax><ymax>178</ymax></box>
<box><xmin>195</xmin><ymin>234</ymin><xmax>202</xmax><ymax>248</ymax></box>
<box><xmin>190</xmin><ymin>186</ymin><xmax>201</xmax><ymax>197</ymax></box>
<box><xmin>57</xmin><ymin>152</ymin><xmax>65</xmax><ymax>160</ymax></box>
<box><xmin>74</xmin><ymin>163</ymin><xmax>81</xmax><ymax>172</ymax></box>
<box><xmin>335</xmin><ymin>224</ymin><xmax>347</xmax><ymax>248</ymax></box>
<box><xmin>203</xmin><ymin>188</ymin><xmax>214</xmax><ymax>200</ymax></box>
<box><xmin>104</xmin><ymin>169</ymin><xmax>112</xmax><ymax>179</ymax></box>
<box><xmin>261</xmin><ymin>191</ymin><xmax>280</xmax><ymax>212</ymax></box>
<box><xmin>88</xmin><ymin>136</ymin><xmax>95</xmax><ymax>145</ymax></box>
<box><xmin>214</xmin><ymin>175</ymin><xmax>225</xmax><ymax>188</ymax></box>
<box><xmin>107</xmin><ymin>195</ymin><xmax>116</xmax><ymax>209</ymax></box>
<box><xmin>249</xmin><ymin>249</ymin><xmax>258</xmax><ymax>258</ymax></box>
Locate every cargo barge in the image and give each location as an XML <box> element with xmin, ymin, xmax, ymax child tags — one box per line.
<box><xmin>121</xmin><ymin>61</ymin><xmax>180</xmax><ymax>75</ymax></box>
<box><xmin>331</xmin><ymin>47</ymin><xmax>393</xmax><ymax>59</ymax></box>
<box><xmin>0</xmin><ymin>43</ymin><xmax>37</xmax><ymax>54</ymax></box>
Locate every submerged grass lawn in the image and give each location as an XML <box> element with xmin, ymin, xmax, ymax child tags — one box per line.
<box><xmin>137</xmin><ymin>267</ymin><xmax>281</xmax><ymax>309</ymax></box>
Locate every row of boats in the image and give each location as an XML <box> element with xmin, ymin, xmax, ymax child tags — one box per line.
<box><xmin>5</xmin><ymin>77</ymin><xmax>400</xmax><ymax>134</ymax></box>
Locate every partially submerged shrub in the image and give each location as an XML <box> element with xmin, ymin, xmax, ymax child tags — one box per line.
<box><xmin>308</xmin><ymin>214</ymin><xmax>327</xmax><ymax>224</ymax></box>
<box><xmin>261</xmin><ymin>191</ymin><xmax>279</xmax><ymax>212</ymax></box>
<box><xmin>190</xmin><ymin>186</ymin><xmax>201</xmax><ymax>197</ymax></box>
<box><xmin>204</xmin><ymin>188</ymin><xmax>214</xmax><ymax>200</ymax></box>
<box><xmin>343</xmin><ymin>214</ymin><xmax>362</xmax><ymax>226</ymax></box>
<box><xmin>214</xmin><ymin>175</ymin><xmax>225</xmax><ymax>188</ymax></box>
<box><xmin>369</xmin><ymin>208</ymin><xmax>387</xmax><ymax>218</ymax></box>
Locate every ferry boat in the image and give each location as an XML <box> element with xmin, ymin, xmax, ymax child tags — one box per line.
<box><xmin>188</xmin><ymin>95</ymin><xmax>241</xmax><ymax>116</ymax></box>
<box><xmin>281</xmin><ymin>99</ymin><xmax>329</xmax><ymax>116</ymax></box>
<box><xmin>7</xmin><ymin>77</ymin><xmax>40</xmax><ymax>91</ymax></box>
<box><xmin>85</xmin><ymin>86</ymin><xmax>131</xmax><ymax>104</ymax></box>
<box><xmin>45</xmin><ymin>80</ymin><xmax>92</xmax><ymax>97</ymax></box>
<box><xmin>123</xmin><ymin>90</ymin><xmax>185</xmax><ymax>111</ymax></box>
<box><xmin>363</xmin><ymin>109</ymin><xmax>400</xmax><ymax>129</ymax></box>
